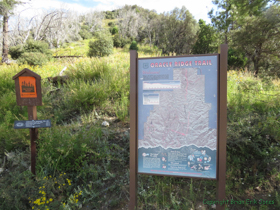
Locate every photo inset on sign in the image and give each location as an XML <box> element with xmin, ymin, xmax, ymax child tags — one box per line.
<box><xmin>143</xmin><ymin>93</ymin><xmax>160</xmax><ymax>105</ymax></box>
<box><xmin>19</xmin><ymin>76</ymin><xmax>37</xmax><ymax>98</ymax></box>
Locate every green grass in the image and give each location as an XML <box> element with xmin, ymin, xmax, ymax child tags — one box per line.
<box><xmin>0</xmin><ymin>44</ymin><xmax>280</xmax><ymax>209</ymax></box>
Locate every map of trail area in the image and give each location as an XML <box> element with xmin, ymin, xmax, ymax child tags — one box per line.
<box><xmin>138</xmin><ymin>68</ymin><xmax>217</xmax><ymax>150</ymax></box>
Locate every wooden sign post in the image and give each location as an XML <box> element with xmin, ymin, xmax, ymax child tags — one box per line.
<box><xmin>129</xmin><ymin>44</ymin><xmax>228</xmax><ymax>209</ymax></box>
<box><xmin>12</xmin><ymin>68</ymin><xmax>42</xmax><ymax>176</ymax></box>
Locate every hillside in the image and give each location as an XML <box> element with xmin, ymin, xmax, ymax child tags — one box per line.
<box><xmin>0</xmin><ymin>40</ymin><xmax>279</xmax><ymax>209</ymax></box>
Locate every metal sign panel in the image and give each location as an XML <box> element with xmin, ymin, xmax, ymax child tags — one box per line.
<box><xmin>137</xmin><ymin>55</ymin><xmax>218</xmax><ymax>179</ymax></box>
<box><xmin>14</xmin><ymin>119</ymin><xmax>51</xmax><ymax>129</ymax></box>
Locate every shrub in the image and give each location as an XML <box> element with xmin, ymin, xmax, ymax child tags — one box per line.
<box><xmin>113</xmin><ymin>35</ymin><xmax>122</xmax><ymax>48</ymax></box>
<box><xmin>9</xmin><ymin>45</ymin><xmax>24</xmax><ymax>59</ymax></box>
<box><xmin>129</xmin><ymin>41</ymin><xmax>138</xmax><ymax>51</ymax></box>
<box><xmin>87</xmin><ymin>31</ymin><xmax>113</xmax><ymax>57</ymax></box>
<box><xmin>110</xmin><ymin>26</ymin><xmax>118</xmax><ymax>35</ymax></box>
<box><xmin>113</xmin><ymin>35</ymin><xmax>130</xmax><ymax>48</ymax></box>
<box><xmin>108</xmin><ymin>22</ymin><xmax>115</xmax><ymax>27</ymax></box>
<box><xmin>9</xmin><ymin>40</ymin><xmax>52</xmax><ymax>60</ymax></box>
<box><xmin>79</xmin><ymin>25</ymin><xmax>93</xmax><ymax>40</ymax></box>
<box><xmin>228</xmin><ymin>48</ymin><xmax>247</xmax><ymax>70</ymax></box>
<box><xmin>17</xmin><ymin>52</ymin><xmax>50</xmax><ymax>66</ymax></box>
<box><xmin>79</xmin><ymin>29</ymin><xmax>93</xmax><ymax>40</ymax></box>
<box><xmin>24</xmin><ymin>40</ymin><xmax>52</xmax><ymax>58</ymax></box>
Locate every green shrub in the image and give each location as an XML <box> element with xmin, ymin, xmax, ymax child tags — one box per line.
<box><xmin>24</xmin><ymin>40</ymin><xmax>52</xmax><ymax>58</ymax></box>
<box><xmin>17</xmin><ymin>52</ymin><xmax>50</xmax><ymax>66</ymax></box>
<box><xmin>113</xmin><ymin>35</ymin><xmax>130</xmax><ymax>48</ymax></box>
<box><xmin>228</xmin><ymin>48</ymin><xmax>247</xmax><ymax>70</ymax></box>
<box><xmin>79</xmin><ymin>26</ymin><xmax>93</xmax><ymax>40</ymax></box>
<box><xmin>9</xmin><ymin>45</ymin><xmax>24</xmax><ymax>59</ymax></box>
<box><xmin>9</xmin><ymin>40</ymin><xmax>52</xmax><ymax>61</ymax></box>
<box><xmin>87</xmin><ymin>31</ymin><xmax>113</xmax><ymax>57</ymax></box>
<box><xmin>113</xmin><ymin>35</ymin><xmax>122</xmax><ymax>48</ymax></box>
<box><xmin>110</xmin><ymin>26</ymin><xmax>118</xmax><ymax>35</ymax></box>
<box><xmin>108</xmin><ymin>21</ymin><xmax>115</xmax><ymax>27</ymax></box>
<box><xmin>129</xmin><ymin>41</ymin><xmax>138</xmax><ymax>51</ymax></box>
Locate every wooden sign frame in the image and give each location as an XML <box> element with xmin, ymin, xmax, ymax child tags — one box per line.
<box><xmin>129</xmin><ymin>44</ymin><xmax>228</xmax><ymax>209</ymax></box>
<box><xmin>12</xmin><ymin>68</ymin><xmax>42</xmax><ymax>106</ymax></box>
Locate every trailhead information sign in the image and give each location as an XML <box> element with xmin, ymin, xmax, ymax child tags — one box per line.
<box><xmin>138</xmin><ymin>55</ymin><xmax>218</xmax><ymax>179</ymax></box>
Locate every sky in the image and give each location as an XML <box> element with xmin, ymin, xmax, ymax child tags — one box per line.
<box><xmin>15</xmin><ymin>0</ymin><xmax>217</xmax><ymax>24</ymax></box>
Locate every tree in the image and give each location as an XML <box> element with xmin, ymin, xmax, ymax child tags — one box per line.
<box><xmin>208</xmin><ymin>0</ymin><xmax>273</xmax><ymax>44</ymax></box>
<box><xmin>157</xmin><ymin>6</ymin><xmax>198</xmax><ymax>55</ymax></box>
<box><xmin>230</xmin><ymin>5</ymin><xmax>280</xmax><ymax>75</ymax></box>
<box><xmin>8</xmin><ymin>9</ymin><xmax>82</xmax><ymax>48</ymax></box>
<box><xmin>192</xmin><ymin>19</ymin><xmax>217</xmax><ymax>54</ymax></box>
<box><xmin>208</xmin><ymin>0</ymin><xmax>237</xmax><ymax>44</ymax></box>
<box><xmin>117</xmin><ymin>6</ymin><xmax>144</xmax><ymax>39</ymax></box>
<box><xmin>0</xmin><ymin>0</ymin><xmax>29</xmax><ymax>63</ymax></box>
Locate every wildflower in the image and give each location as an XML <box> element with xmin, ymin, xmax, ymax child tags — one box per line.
<box><xmin>58</xmin><ymin>186</ymin><xmax>61</xmax><ymax>189</ymax></box>
<box><xmin>49</xmin><ymin>198</ymin><xmax>53</xmax><ymax>202</ymax></box>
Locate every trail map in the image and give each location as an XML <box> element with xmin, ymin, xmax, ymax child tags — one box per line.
<box><xmin>137</xmin><ymin>56</ymin><xmax>218</xmax><ymax>178</ymax></box>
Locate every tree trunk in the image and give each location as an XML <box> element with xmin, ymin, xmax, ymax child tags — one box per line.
<box><xmin>253</xmin><ymin>58</ymin><xmax>259</xmax><ymax>76</ymax></box>
<box><xmin>2</xmin><ymin>12</ymin><xmax>9</xmax><ymax>64</ymax></box>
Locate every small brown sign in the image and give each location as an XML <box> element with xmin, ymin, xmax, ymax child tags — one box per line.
<box><xmin>12</xmin><ymin>68</ymin><xmax>42</xmax><ymax>106</ymax></box>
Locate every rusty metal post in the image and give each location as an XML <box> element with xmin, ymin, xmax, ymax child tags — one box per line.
<box><xmin>28</xmin><ymin>106</ymin><xmax>38</xmax><ymax>176</ymax></box>
<box><xmin>129</xmin><ymin>50</ymin><xmax>138</xmax><ymax>210</ymax></box>
<box><xmin>216</xmin><ymin>44</ymin><xmax>228</xmax><ymax>210</ymax></box>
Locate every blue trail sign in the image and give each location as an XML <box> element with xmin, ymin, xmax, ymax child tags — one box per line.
<box><xmin>14</xmin><ymin>119</ymin><xmax>51</xmax><ymax>129</ymax></box>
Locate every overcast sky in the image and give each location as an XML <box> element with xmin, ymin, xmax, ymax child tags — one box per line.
<box><xmin>15</xmin><ymin>0</ymin><xmax>217</xmax><ymax>24</ymax></box>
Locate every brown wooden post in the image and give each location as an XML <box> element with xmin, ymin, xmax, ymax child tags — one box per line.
<box><xmin>129</xmin><ymin>50</ymin><xmax>138</xmax><ymax>210</ymax></box>
<box><xmin>13</xmin><ymin>68</ymin><xmax>42</xmax><ymax>176</ymax></box>
<box><xmin>28</xmin><ymin>106</ymin><xmax>38</xmax><ymax>176</ymax></box>
<box><xmin>216</xmin><ymin>44</ymin><xmax>228</xmax><ymax>210</ymax></box>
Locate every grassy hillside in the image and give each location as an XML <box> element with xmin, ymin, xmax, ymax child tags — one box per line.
<box><xmin>0</xmin><ymin>42</ymin><xmax>280</xmax><ymax>210</ymax></box>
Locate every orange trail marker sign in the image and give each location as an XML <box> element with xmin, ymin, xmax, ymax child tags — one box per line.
<box><xmin>19</xmin><ymin>76</ymin><xmax>37</xmax><ymax>98</ymax></box>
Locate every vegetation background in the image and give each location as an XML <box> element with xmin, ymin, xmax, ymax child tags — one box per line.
<box><xmin>0</xmin><ymin>1</ymin><xmax>280</xmax><ymax>209</ymax></box>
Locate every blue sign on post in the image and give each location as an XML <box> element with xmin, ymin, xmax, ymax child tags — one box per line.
<box><xmin>14</xmin><ymin>119</ymin><xmax>51</xmax><ymax>129</ymax></box>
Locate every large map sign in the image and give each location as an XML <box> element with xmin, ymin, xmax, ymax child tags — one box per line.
<box><xmin>137</xmin><ymin>55</ymin><xmax>218</xmax><ymax>179</ymax></box>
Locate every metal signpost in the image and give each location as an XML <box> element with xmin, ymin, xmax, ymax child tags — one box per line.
<box><xmin>129</xmin><ymin>44</ymin><xmax>228</xmax><ymax>209</ymax></box>
<box><xmin>12</xmin><ymin>68</ymin><xmax>51</xmax><ymax>176</ymax></box>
